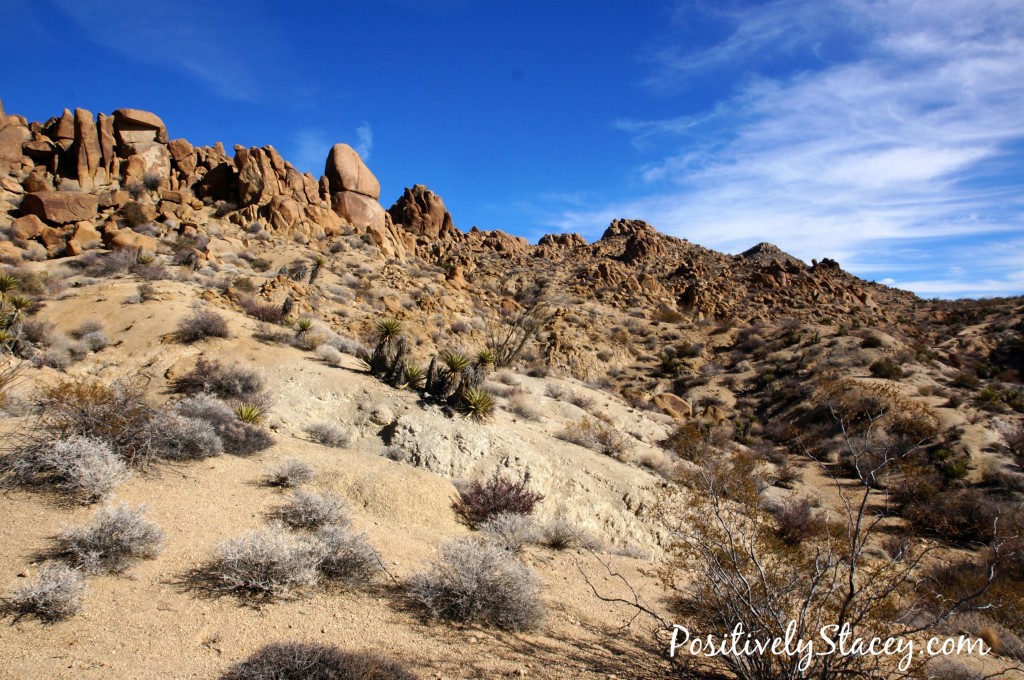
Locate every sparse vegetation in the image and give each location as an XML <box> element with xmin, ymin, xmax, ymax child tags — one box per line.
<box><xmin>312</xmin><ymin>526</ymin><xmax>383</xmax><ymax>585</ymax></box>
<box><xmin>454</xmin><ymin>471</ymin><xmax>544</xmax><ymax>527</ymax></box>
<box><xmin>305</xmin><ymin>422</ymin><xmax>352</xmax><ymax>448</ymax></box>
<box><xmin>407</xmin><ymin>537</ymin><xmax>544</xmax><ymax>630</ymax></box>
<box><xmin>271</xmin><ymin>490</ymin><xmax>350</xmax><ymax>531</ymax></box>
<box><xmin>262</xmin><ymin>459</ymin><xmax>314</xmax><ymax>488</ymax></box>
<box><xmin>51</xmin><ymin>504</ymin><xmax>164</xmax><ymax>574</ymax></box>
<box><xmin>0</xmin><ymin>435</ymin><xmax>128</xmax><ymax>503</ymax></box>
<box><xmin>175</xmin><ymin>309</ymin><xmax>231</xmax><ymax>343</ymax></box>
<box><xmin>223</xmin><ymin>643</ymin><xmax>419</xmax><ymax>680</ymax></box>
<box><xmin>1</xmin><ymin>563</ymin><xmax>84</xmax><ymax>623</ymax></box>
<box><xmin>558</xmin><ymin>417</ymin><xmax>632</xmax><ymax>459</ymax></box>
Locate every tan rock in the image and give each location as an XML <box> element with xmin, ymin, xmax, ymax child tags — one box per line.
<box><xmin>49</xmin><ymin>109</ymin><xmax>75</xmax><ymax>141</ymax></box>
<box><xmin>65</xmin><ymin>239</ymin><xmax>82</xmax><ymax>256</ymax></box>
<box><xmin>0</xmin><ymin>176</ymin><xmax>23</xmax><ymax>194</ymax></box>
<box><xmin>73</xmin><ymin>108</ymin><xmax>102</xmax><ymax>190</ymax></box>
<box><xmin>97</xmin><ymin>112</ymin><xmax>115</xmax><ymax>178</ymax></box>
<box><xmin>113</xmin><ymin>108</ymin><xmax>168</xmax><ymax>145</ymax></box>
<box><xmin>388</xmin><ymin>184</ymin><xmax>460</xmax><ymax>241</ymax></box>
<box><xmin>0</xmin><ymin>122</ymin><xmax>30</xmax><ymax>164</ymax></box>
<box><xmin>104</xmin><ymin>228</ymin><xmax>157</xmax><ymax>253</ymax></box>
<box><xmin>10</xmin><ymin>214</ymin><xmax>44</xmax><ymax>241</ymax></box>
<box><xmin>71</xmin><ymin>221</ymin><xmax>102</xmax><ymax>250</ymax></box>
<box><xmin>652</xmin><ymin>393</ymin><xmax>693</xmax><ymax>421</ymax></box>
<box><xmin>324</xmin><ymin>143</ymin><xmax>380</xmax><ymax>198</ymax></box>
<box><xmin>331</xmin><ymin>190</ymin><xmax>386</xmax><ymax>232</ymax></box>
<box><xmin>702</xmin><ymin>404</ymin><xmax>727</xmax><ymax>425</ymax></box>
<box><xmin>268</xmin><ymin>196</ymin><xmax>302</xmax><ymax>232</ymax></box>
<box><xmin>39</xmin><ymin>225</ymin><xmax>67</xmax><ymax>254</ymax></box>
<box><xmin>124</xmin><ymin>142</ymin><xmax>170</xmax><ymax>183</ymax></box>
<box><xmin>21</xmin><ymin>191</ymin><xmax>98</xmax><ymax>224</ymax></box>
<box><xmin>22</xmin><ymin>173</ymin><xmax>51</xmax><ymax>193</ymax></box>
<box><xmin>383</xmin><ymin>295</ymin><xmax>402</xmax><ymax>313</ymax></box>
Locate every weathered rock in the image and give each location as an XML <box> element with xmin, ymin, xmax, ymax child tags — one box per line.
<box><xmin>168</xmin><ymin>138</ymin><xmax>196</xmax><ymax>174</ymax></box>
<box><xmin>331</xmin><ymin>190</ymin><xmax>386</xmax><ymax>232</ymax></box>
<box><xmin>21</xmin><ymin>173</ymin><xmax>51</xmax><ymax>193</ymax></box>
<box><xmin>103</xmin><ymin>228</ymin><xmax>157</xmax><ymax>252</ymax></box>
<box><xmin>235</xmin><ymin>146</ymin><xmax>280</xmax><ymax>206</ymax></box>
<box><xmin>10</xmin><ymin>214</ymin><xmax>45</xmax><ymax>241</ymax></box>
<box><xmin>21</xmin><ymin>191</ymin><xmax>98</xmax><ymax>224</ymax></box>
<box><xmin>702</xmin><ymin>404</ymin><xmax>727</xmax><ymax>425</ymax></box>
<box><xmin>653</xmin><ymin>393</ymin><xmax>693</xmax><ymax>421</ymax></box>
<box><xmin>324</xmin><ymin>143</ymin><xmax>379</xmax><ymax>198</ymax></box>
<box><xmin>73</xmin><ymin>108</ymin><xmax>103</xmax><ymax>190</ymax></box>
<box><xmin>0</xmin><ymin>121</ymin><xmax>30</xmax><ymax>164</ymax></box>
<box><xmin>97</xmin><ymin>113</ymin><xmax>115</xmax><ymax>178</ymax></box>
<box><xmin>22</xmin><ymin>138</ymin><xmax>56</xmax><ymax>163</ymax></box>
<box><xmin>0</xmin><ymin>177</ymin><xmax>23</xmax><ymax>194</ymax></box>
<box><xmin>39</xmin><ymin>225</ymin><xmax>67</xmax><ymax>255</ymax></box>
<box><xmin>538</xmin><ymin>233</ymin><xmax>586</xmax><ymax>249</ymax></box>
<box><xmin>48</xmin><ymin>109</ymin><xmax>76</xmax><ymax>142</ymax></box>
<box><xmin>388</xmin><ymin>184</ymin><xmax>460</xmax><ymax>241</ymax></box>
<box><xmin>113</xmin><ymin>108</ymin><xmax>168</xmax><ymax>145</ymax></box>
<box><xmin>123</xmin><ymin>142</ymin><xmax>170</xmax><ymax>184</ymax></box>
<box><xmin>71</xmin><ymin>221</ymin><xmax>102</xmax><ymax>250</ymax></box>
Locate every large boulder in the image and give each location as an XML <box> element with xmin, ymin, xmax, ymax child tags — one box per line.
<box><xmin>324</xmin><ymin>143</ymin><xmax>379</xmax><ymax>198</ymax></box>
<box><xmin>113</xmin><ymin>108</ymin><xmax>168</xmax><ymax>145</ymax></box>
<box><xmin>103</xmin><ymin>228</ymin><xmax>157</xmax><ymax>253</ymax></box>
<box><xmin>97</xmin><ymin>113</ymin><xmax>116</xmax><ymax>178</ymax></box>
<box><xmin>652</xmin><ymin>393</ymin><xmax>693</xmax><ymax>421</ymax></box>
<box><xmin>21</xmin><ymin>191</ymin><xmax>98</xmax><ymax>224</ymax></box>
<box><xmin>388</xmin><ymin>184</ymin><xmax>461</xmax><ymax>241</ymax></box>
<box><xmin>123</xmin><ymin>142</ymin><xmax>170</xmax><ymax>184</ymax></box>
<box><xmin>10</xmin><ymin>214</ymin><xmax>45</xmax><ymax>241</ymax></box>
<box><xmin>73</xmin><ymin>108</ymin><xmax>103</xmax><ymax>190</ymax></box>
<box><xmin>0</xmin><ymin>120</ymin><xmax>30</xmax><ymax>164</ymax></box>
<box><xmin>331</xmin><ymin>190</ymin><xmax>385</xmax><ymax>232</ymax></box>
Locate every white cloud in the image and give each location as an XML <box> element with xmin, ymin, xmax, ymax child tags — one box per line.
<box><xmin>556</xmin><ymin>0</ymin><xmax>1024</xmax><ymax>298</ymax></box>
<box><xmin>290</xmin><ymin>129</ymin><xmax>330</xmax><ymax>176</ymax></box>
<box><xmin>355</xmin><ymin>122</ymin><xmax>373</xmax><ymax>160</ymax></box>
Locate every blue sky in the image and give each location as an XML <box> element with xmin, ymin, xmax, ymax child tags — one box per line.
<box><xmin>3</xmin><ymin>0</ymin><xmax>1022</xmax><ymax>299</ymax></box>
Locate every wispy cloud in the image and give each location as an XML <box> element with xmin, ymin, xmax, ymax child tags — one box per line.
<box><xmin>556</xmin><ymin>0</ymin><xmax>1024</xmax><ymax>298</ymax></box>
<box><xmin>50</xmin><ymin>0</ymin><xmax>266</xmax><ymax>101</ymax></box>
<box><xmin>354</xmin><ymin>122</ymin><xmax>373</xmax><ymax>160</ymax></box>
<box><xmin>289</xmin><ymin>129</ymin><xmax>330</xmax><ymax>176</ymax></box>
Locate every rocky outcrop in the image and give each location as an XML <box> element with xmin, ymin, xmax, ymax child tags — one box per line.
<box><xmin>325</xmin><ymin>143</ymin><xmax>380</xmax><ymax>198</ymax></box>
<box><xmin>324</xmin><ymin>143</ymin><xmax>403</xmax><ymax>257</ymax></box>
<box><xmin>388</xmin><ymin>184</ymin><xmax>461</xmax><ymax>242</ymax></box>
<box><xmin>73</xmin><ymin>108</ymin><xmax>103</xmax><ymax>190</ymax></box>
<box><xmin>21</xmin><ymin>191</ymin><xmax>98</xmax><ymax>224</ymax></box>
<box><xmin>112</xmin><ymin>108</ymin><xmax>168</xmax><ymax>145</ymax></box>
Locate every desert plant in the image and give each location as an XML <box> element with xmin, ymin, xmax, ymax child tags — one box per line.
<box><xmin>402</xmin><ymin>364</ymin><xmax>425</xmax><ymax>389</ymax></box>
<box><xmin>0</xmin><ymin>435</ymin><xmax>128</xmax><ymax>503</ymax></box>
<box><xmin>771</xmin><ymin>497</ymin><xmax>823</xmax><ymax>545</ymax></box>
<box><xmin>869</xmin><ymin>357</ymin><xmax>904</xmax><ymax>380</ymax></box>
<box><xmin>454</xmin><ymin>471</ymin><xmax>544</xmax><ymax>527</ymax></box>
<box><xmin>506</xmin><ymin>393</ymin><xmax>542</xmax><ymax>421</ymax></box>
<box><xmin>1</xmin><ymin>562</ymin><xmax>84</xmax><ymax>623</ymax></box>
<box><xmin>460</xmin><ymin>387</ymin><xmax>495</xmax><ymax>422</ymax></box>
<box><xmin>312</xmin><ymin>526</ymin><xmax>383</xmax><ymax>585</ymax></box>
<box><xmin>407</xmin><ymin>537</ymin><xmax>544</xmax><ymax>630</ymax></box>
<box><xmin>175</xmin><ymin>309</ymin><xmax>231</xmax><ymax>343</ymax></box>
<box><xmin>475</xmin><ymin>349</ymin><xmax>496</xmax><ymax>369</ymax></box>
<box><xmin>315</xmin><ymin>344</ymin><xmax>343</xmax><ymax>366</ymax></box>
<box><xmin>479</xmin><ymin>512</ymin><xmax>541</xmax><ymax>553</ymax></box>
<box><xmin>240</xmin><ymin>297</ymin><xmax>284</xmax><ymax>324</ymax></box>
<box><xmin>173</xmin><ymin>358</ymin><xmax>265</xmax><ymax>402</ymax></box>
<box><xmin>376</xmin><ymin>318</ymin><xmax>403</xmax><ymax>341</ymax></box>
<box><xmin>484</xmin><ymin>282</ymin><xmax>553</xmax><ymax>367</ymax></box>
<box><xmin>263</xmin><ymin>459</ymin><xmax>314</xmax><ymax>488</ymax></box>
<box><xmin>294</xmin><ymin>317</ymin><xmax>314</xmax><ymax>337</ymax></box>
<box><xmin>305</xmin><ymin>422</ymin><xmax>351</xmax><ymax>448</ymax></box>
<box><xmin>52</xmin><ymin>504</ymin><xmax>164</xmax><ymax>574</ymax></box>
<box><xmin>193</xmin><ymin>527</ymin><xmax>319</xmax><ymax>602</ymax></box>
<box><xmin>558</xmin><ymin>417</ymin><xmax>632</xmax><ymax>459</ymax></box>
<box><xmin>439</xmin><ymin>349</ymin><xmax>469</xmax><ymax>374</ymax></box>
<box><xmin>222</xmin><ymin>643</ymin><xmax>418</xmax><ymax>680</ymax></box>
<box><xmin>271</xmin><ymin>490</ymin><xmax>350</xmax><ymax>531</ymax></box>
<box><xmin>539</xmin><ymin>512</ymin><xmax>591</xmax><ymax>551</ymax></box>
<box><xmin>144</xmin><ymin>412</ymin><xmax>224</xmax><ymax>461</ymax></box>
<box><xmin>235</xmin><ymin>403</ymin><xmax>264</xmax><ymax>424</ymax></box>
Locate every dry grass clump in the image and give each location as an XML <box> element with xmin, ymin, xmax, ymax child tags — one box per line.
<box><xmin>505</xmin><ymin>392</ymin><xmax>543</xmax><ymax>421</ymax></box>
<box><xmin>1</xmin><ymin>563</ymin><xmax>84</xmax><ymax>623</ymax></box>
<box><xmin>192</xmin><ymin>527</ymin><xmax>319</xmax><ymax>603</ymax></box>
<box><xmin>173</xmin><ymin>358</ymin><xmax>265</xmax><ymax>402</ymax></box>
<box><xmin>175</xmin><ymin>308</ymin><xmax>231</xmax><ymax>343</ymax></box>
<box><xmin>239</xmin><ymin>296</ymin><xmax>284</xmax><ymax>324</ymax></box>
<box><xmin>407</xmin><ymin>537</ymin><xmax>544</xmax><ymax>630</ymax></box>
<box><xmin>145</xmin><ymin>412</ymin><xmax>224</xmax><ymax>460</ymax></box>
<box><xmin>271</xmin><ymin>490</ymin><xmax>351</xmax><ymax>531</ymax></box>
<box><xmin>262</xmin><ymin>459</ymin><xmax>314</xmax><ymax>488</ymax></box>
<box><xmin>0</xmin><ymin>435</ymin><xmax>128</xmax><ymax>503</ymax></box>
<box><xmin>222</xmin><ymin>643</ymin><xmax>419</xmax><ymax>680</ymax></box>
<box><xmin>557</xmin><ymin>417</ymin><xmax>632</xmax><ymax>459</ymax></box>
<box><xmin>305</xmin><ymin>422</ymin><xmax>352</xmax><ymax>448</ymax></box>
<box><xmin>52</xmin><ymin>504</ymin><xmax>164</xmax><ymax>574</ymax></box>
<box><xmin>315</xmin><ymin>344</ymin><xmax>343</xmax><ymax>366</ymax></box>
<box><xmin>175</xmin><ymin>394</ymin><xmax>275</xmax><ymax>456</ymax></box>
<box><xmin>453</xmin><ymin>472</ymin><xmax>544</xmax><ymax>528</ymax></box>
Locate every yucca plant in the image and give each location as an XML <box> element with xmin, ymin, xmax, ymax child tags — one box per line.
<box><xmin>235</xmin><ymin>403</ymin><xmax>264</xmax><ymax>424</ymax></box>
<box><xmin>136</xmin><ymin>253</ymin><xmax>155</xmax><ymax>265</ymax></box>
<box><xmin>475</xmin><ymin>349</ymin><xmax>496</xmax><ymax>368</ymax></box>
<box><xmin>440</xmin><ymin>350</ymin><xmax>469</xmax><ymax>374</ymax></box>
<box><xmin>0</xmin><ymin>273</ymin><xmax>19</xmax><ymax>296</ymax></box>
<box><xmin>295</xmin><ymin>318</ymin><xmax>315</xmax><ymax>337</ymax></box>
<box><xmin>309</xmin><ymin>255</ymin><xmax>327</xmax><ymax>286</ymax></box>
<box><xmin>0</xmin><ymin>328</ymin><xmax>15</xmax><ymax>353</ymax></box>
<box><xmin>376</xmin><ymin>318</ymin><xmax>403</xmax><ymax>342</ymax></box>
<box><xmin>403</xmin><ymin>364</ymin><xmax>425</xmax><ymax>390</ymax></box>
<box><xmin>461</xmin><ymin>388</ymin><xmax>496</xmax><ymax>422</ymax></box>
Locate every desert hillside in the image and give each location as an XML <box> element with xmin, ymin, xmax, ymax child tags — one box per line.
<box><xmin>1</xmin><ymin>102</ymin><xmax>1023</xmax><ymax>679</ymax></box>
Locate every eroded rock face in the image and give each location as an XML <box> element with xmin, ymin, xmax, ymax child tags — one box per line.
<box><xmin>113</xmin><ymin>108</ymin><xmax>168</xmax><ymax>145</ymax></box>
<box><xmin>388</xmin><ymin>184</ymin><xmax>460</xmax><ymax>241</ymax></box>
<box><xmin>324</xmin><ymin>143</ymin><xmax>379</xmax><ymax>198</ymax></box>
<box><xmin>21</xmin><ymin>191</ymin><xmax>98</xmax><ymax>224</ymax></box>
<box><xmin>73</xmin><ymin>108</ymin><xmax>103</xmax><ymax>190</ymax></box>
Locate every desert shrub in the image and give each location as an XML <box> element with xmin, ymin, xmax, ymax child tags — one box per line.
<box><xmin>77</xmin><ymin>330</ymin><xmax>110</xmax><ymax>352</ymax></box>
<box><xmin>263</xmin><ymin>459</ymin><xmax>314</xmax><ymax>488</ymax></box>
<box><xmin>305</xmin><ymin>422</ymin><xmax>351</xmax><ymax>448</ymax></box>
<box><xmin>539</xmin><ymin>512</ymin><xmax>594</xmax><ymax>550</ymax></box>
<box><xmin>902</xmin><ymin>488</ymin><xmax>1004</xmax><ymax>545</ymax></box>
<box><xmin>505</xmin><ymin>393</ymin><xmax>542</xmax><ymax>421</ymax></box>
<box><xmin>479</xmin><ymin>513</ymin><xmax>541</xmax><ymax>553</ymax></box>
<box><xmin>194</xmin><ymin>527</ymin><xmax>319</xmax><ymax>602</ymax></box>
<box><xmin>544</xmin><ymin>383</ymin><xmax>566</xmax><ymax>400</ymax></box>
<box><xmin>222</xmin><ymin>643</ymin><xmax>418</xmax><ymax>680</ymax></box>
<box><xmin>240</xmin><ymin>297</ymin><xmax>284</xmax><ymax>324</ymax></box>
<box><xmin>315</xmin><ymin>344</ymin><xmax>343</xmax><ymax>366</ymax></box>
<box><xmin>1</xmin><ymin>563</ymin><xmax>84</xmax><ymax>623</ymax></box>
<box><xmin>407</xmin><ymin>537</ymin><xmax>544</xmax><ymax>630</ymax></box>
<box><xmin>271</xmin><ymin>490</ymin><xmax>350</xmax><ymax>531</ymax></box>
<box><xmin>869</xmin><ymin>357</ymin><xmax>904</xmax><ymax>380</ymax></box>
<box><xmin>144</xmin><ymin>412</ymin><xmax>224</xmax><ymax>461</ymax></box>
<box><xmin>173</xmin><ymin>359</ymin><xmax>266</xmax><ymax>403</ymax></box>
<box><xmin>0</xmin><ymin>435</ymin><xmax>128</xmax><ymax>503</ymax></box>
<box><xmin>860</xmin><ymin>334</ymin><xmax>884</xmax><ymax>349</ymax></box>
<box><xmin>312</xmin><ymin>526</ymin><xmax>383</xmax><ymax>585</ymax></box>
<box><xmin>567</xmin><ymin>392</ymin><xmax>595</xmax><ymax>409</ymax></box>
<box><xmin>220</xmin><ymin>420</ymin><xmax>276</xmax><ymax>456</ymax></box>
<box><xmin>37</xmin><ymin>377</ymin><xmax>156</xmax><ymax>467</ymax></box>
<box><xmin>52</xmin><ymin>504</ymin><xmax>164</xmax><ymax>574</ymax></box>
<box><xmin>771</xmin><ymin>498</ymin><xmax>823</xmax><ymax>545</ymax></box>
<box><xmin>952</xmin><ymin>371</ymin><xmax>981</xmax><ymax>389</ymax></box>
<box><xmin>175</xmin><ymin>309</ymin><xmax>231</xmax><ymax>343</ymax></box>
<box><xmin>558</xmin><ymin>417</ymin><xmax>631</xmax><ymax>459</ymax></box>
<box><xmin>664</xmin><ymin>421</ymin><xmax>714</xmax><ymax>461</ymax></box>
<box><xmin>454</xmin><ymin>472</ymin><xmax>544</xmax><ymax>527</ymax></box>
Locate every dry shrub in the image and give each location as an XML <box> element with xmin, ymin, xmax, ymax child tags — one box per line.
<box><xmin>144</xmin><ymin>412</ymin><xmax>224</xmax><ymax>461</ymax></box>
<box><xmin>664</xmin><ymin>421</ymin><xmax>713</xmax><ymax>461</ymax></box>
<box><xmin>771</xmin><ymin>498</ymin><xmax>823</xmax><ymax>545</ymax></box>
<box><xmin>52</xmin><ymin>504</ymin><xmax>164</xmax><ymax>574</ymax></box>
<box><xmin>0</xmin><ymin>435</ymin><xmax>128</xmax><ymax>503</ymax></box>
<box><xmin>175</xmin><ymin>394</ymin><xmax>275</xmax><ymax>456</ymax></box>
<box><xmin>558</xmin><ymin>417</ymin><xmax>632</xmax><ymax>459</ymax></box>
<box><xmin>271</xmin><ymin>490</ymin><xmax>350</xmax><ymax>531</ymax></box>
<box><xmin>479</xmin><ymin>513</ymin><xmax>541</xmax><ymax>553</ymax></box>
<box><xmin>313</xmin><ymin>526</ymin><xmax>383</xmax><ymax>585</ymax></box>
<box><xmin>1</xmin><ymin>563</ymin><xmax>84</xmax><ymax>623</ymax></box>
<box><xmin>176</xmin><ymin>309</ymin><xmax>231</xmax><ymax>343</ymax></box>
<box><xmin>305</xmin><ymin>422</ymin><xmax>352</xmax><ymax>448</ymax></box>
<box><xmin>505</xmin><ymin>393</ymin><xmax>542</xmax><ymax>421</ymax></box>
<box><xmin>223</xmin><ymin>643</ymin><xmax>418</xmax><ymax>680</ymax></box>
<box><xmin>315</xmin><ymin>344</ymin><xmax>343</xmax><ymax>366</ymax></box>
<box><xmin>193</xmin><ymin>528</ymin><xmax>319</xmax><ymax>603</ymax></box>
<box><xmin>173</xmin><ymin>358</ymin><xmax>265</xmax><ymax>402</ymax></box>
<box><xmin>407</xmin><ymin>537</ymin><xmax>544</xmax><ymax>630</ymax></box>
<box><xmin>453</xmin><ymin>472</ymin><xmax>544</xmax><ymax>527</ymax></box>
<box><xmin>263</xmin><ymin>459</ymin><xmax>314</xmax><ymax>488</ymax></box>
